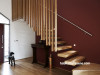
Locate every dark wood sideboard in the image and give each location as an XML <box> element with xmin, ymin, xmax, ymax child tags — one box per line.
<box><xmin>31</xmin><ymin>42</ymin><xmax>50</xmax><ymax>68</ymax></box>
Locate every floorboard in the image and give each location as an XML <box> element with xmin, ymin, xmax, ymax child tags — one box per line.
<box><xmin>0</xmin><ymin>57</ymin><xmax>72</xmax><ymax>75</ymax></box>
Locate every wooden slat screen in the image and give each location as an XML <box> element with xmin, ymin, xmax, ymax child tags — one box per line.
<box><xmin>12</xmin><ymin>0</ymin><xmax>57</xmax><ymax>52</ymax></box>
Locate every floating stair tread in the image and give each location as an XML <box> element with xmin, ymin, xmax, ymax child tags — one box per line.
<box><xmin>57</xmin><ymin>41</ymin><xmax>66</xmax><ymax>45</ymax></box>
<box><xmin>73</xmin><ymin>63</ymin><xmax>100</xmax><ymax>70</ymax></box>
<box><xmin>64</xmin><ymin>56</ymin><xmax>85</xmax><ymax>66</ymax></box>
<box><xmin>57</xmin><ymin>45</ymin><xmax>72</xmax><ymax>51</ymax></box>
<box><xmin>52</xmin><ymin>41</ymin><xmax>66</xmax><ymax>45</ymax></box>
<box><xmin>58</xmin><ymin>50</ymin><xmax>77</xmax><ymax>58</ymax></box>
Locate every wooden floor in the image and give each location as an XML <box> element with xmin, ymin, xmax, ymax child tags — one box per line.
<box><xmin>0</xmin><ymin>57</ymin><xmax>72</xmax><ymax>75</ymax></box>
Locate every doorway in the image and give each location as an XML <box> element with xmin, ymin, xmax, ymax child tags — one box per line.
<box><xmin>0</xmin><ymin>13</ymin><xmax>10</xmax><ymax>63</ymax></box>
<box><xmin>4</xmin><ymin>25</ymin><xmax>10</xmax><ymax>62</ymax></box>
<box><xmin>0</xmin><ymin>24</ymin><xmax>4</xmax><ymax>63</ymax></box>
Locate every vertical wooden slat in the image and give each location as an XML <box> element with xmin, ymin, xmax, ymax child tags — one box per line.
<box><xmin>32</xmin><ymin>0</ymin><xmax>35</xmax><ymax>31</ymax></box>
<box><xmin>51</xmin><ymin>0</ymin><xmax>54</xmax><ymax>51</ymax></box>
<box><xmin>36</xmin><ymin>0</ymin><xmax>39</xmax><ymax>36</ymax></box>
<box><xmin>30</xmin><ymin>0</ymin><xmax>33</xmax><ymax>28</ymax></box>
<box><xmin>31</xmin><ymin>0</ymin><xmax>34</xmax><ymax>28</ymax></box>
<box><xmin>46</xmin><ymin>0</ymin><xmax>48</xmax><ymax>45</ymax></box>
<box><xmin>48</xmin><ymin>0</ymin><xmax>51</xmax><ymax>45</ymax></box>
<box><xmin>34</xmin><ymin>0</ymin><xmax>37</xmax><ymax>31</ymax></box>
<box><xmin>41</xmin><ymin>0</ymin><xmax>43</xmax><ymax>40</ymax></box>
<box><xmin>43</xmin><ymin>0</ymin><xmax>46</xmax><ymax>40</ymax></box>
<box><xmin>38</xmin><ymin>0</ymin><xmax>41</xmax><ymax>36</ymax></box>
<box><xmin>26</xmin><ymin>0</ymin><xmax>29</xmax><ymax>24</ymax></box>
<box><xmin>29</xmin><ymin>0</ymin><xmax>31</xmax><ymax>27</ymax></box>
<box><xmin>12</xmin><ymin>0</ymin><xmax>18</xmax><ymax>21</ymax></box>
<box><xmin>36</xmin><ymin>0</ymin><xmax>37</xmax><ymax>34</ymax></box>
<box><xmin>18</xmin><ymin>0</ymin><xmax>23</xmax><ymax>19</ymax></box>
<box><xmin>23</xmin><ymin>0</ymin><xmax>26</xmax><ymax>21</ymax></box>
<box><xmin>54</xmin><ymin>0</ymin><xmax>57</xmax><ymax>52</ymax></box>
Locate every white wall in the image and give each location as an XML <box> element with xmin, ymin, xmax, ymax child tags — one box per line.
<box><xmin>0</xmin><ymin>0</ymin><xmax>35</xmax><ymax>60</ymax></box>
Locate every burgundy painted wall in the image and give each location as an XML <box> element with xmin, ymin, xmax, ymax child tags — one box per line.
<box><xmin>57</xmin><ymin>0</ymin><xmax>100</xmax><ymax>64</ymax></box>
<box><xmin>36</xmin><ymin>0</ymin><xmax>100</xmax><ymax>70</ymax></box>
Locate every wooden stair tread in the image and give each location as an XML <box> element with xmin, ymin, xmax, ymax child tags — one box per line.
<box><xmin>73</xmin><ymin>63</ymin><xmax>100</xmax><ymax>70</ymax></box>
<box><xmin>64</xmin><ymin>56</ymin><xmax>85</xmax><ymax>66</ymax></box>
<box><xmin>57</xmin><ymin>41</ymin><xmax>66</xmax><ymax>45</ymax></box>
<box><xmin>52</xmin><ymin>41</ymin><xmax>66</xmax><ymax>45</ymax></box>
<box><xmin>57</xmin><ymin>45</ymin><xmax>72</xmax><ymax>51</ymax></box>
<box><xmin>58</xmin><ymin>50</ymin><xmax>77</xmax><ymax>58</ymax></box>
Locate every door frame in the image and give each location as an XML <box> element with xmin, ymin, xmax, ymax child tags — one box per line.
<box><xmin>0</xmin><ymin>12</ymin><xmax>10</xmax><ymax>63</ymax></box>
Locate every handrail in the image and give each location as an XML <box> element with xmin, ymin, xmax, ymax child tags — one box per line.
<box><xmin>57</xmin><ymin>14</ymin><xmax>93</xmax><ymax>36</ymax></box>
<box><xmin>44</xmin><ymin>7</ymin><xmax>93</xmax><ymax>37</ymax></box>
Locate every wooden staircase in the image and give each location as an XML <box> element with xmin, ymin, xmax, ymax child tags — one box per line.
<box><xmin>56</xmin><ymin>37</ymin><xmax>85</xmax><ymax>67</ymax></box>
<box><xmin>12</xmin><ymin>0</ymin><xmax>86</xmax><ymax>68</ymax></box>
<box><xmin>12</xmin><ymin>0</ymin><xmax>100</xmax><ymax>72</ymax></box>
